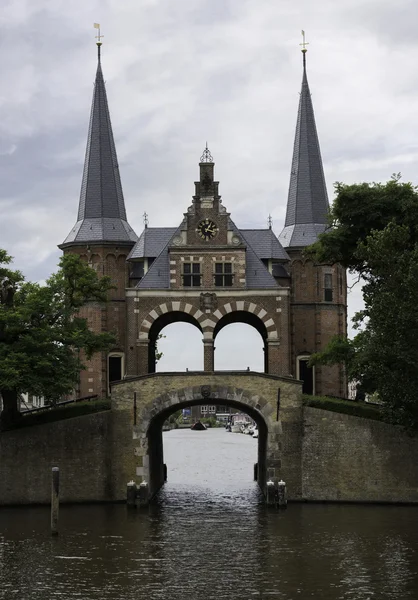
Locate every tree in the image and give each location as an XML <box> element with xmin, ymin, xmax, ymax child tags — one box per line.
<box><xmin>308</xmin><ymin>176</ymin><xmax>418</xmax><ymax>430</ymax></box>
<box><xmin>0</xmin><ymin>251</ymin><xmax>115</xmax><ymax>427</ymax></box>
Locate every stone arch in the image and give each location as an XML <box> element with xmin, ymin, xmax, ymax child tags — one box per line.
<box><xmin>144</xmin><ymin>309</ymin><xmax>204</xmax><ymax>374</ymax></box>
<box><xmin>138</xmin><ymin>301</ymin><xmax>209</xmax><ymax>339</ymax></box>
<box><xmin>139</xmin><ymin>384</ymin><xmax>273</xmax><ymax>497</ymax></box>
<box><xmin>212</xmin><ymin>301</ymin><xmax>279</xmax><ymax>341</ymax></box>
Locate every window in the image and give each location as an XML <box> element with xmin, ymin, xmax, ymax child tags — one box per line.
<box><xmin>324</xmin><ymin>273</ymin><xmax>333</xmax><ymax>302</ymax></box>
<box><xmin>183</xmin><ymin>262</ymin><xmax>201</xmax><ymax>287</ymax></box>
<box><xmin>108</xmin><ymin>353</ymin><xmax>124</xmax><ymax>393</ymax></box>
<box><xmin>297</xmin><ymin>356</ymin><xmax>315</xmax><ymax>395</ymax></box>
<box><xmin>208</xmin><ymin>405</ymin><xmax>216</xmax><ymax>413</ymax></box>
<box><xmin>214</xmin><ymin>262</ymin><xmax>233</xmax><ymax>287</ymax></box>
<box><xmin>201</xmin><ymin>405</ymin><xmax>208</xmax><ymax>414</ymax></box>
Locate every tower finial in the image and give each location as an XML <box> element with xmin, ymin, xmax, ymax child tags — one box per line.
<box><xmin>268</xmin><ymin>214</ymin><xmax>273</xmax><ymax>230</ymax></box>
<box><xmin>143</xmin><ymin>211</ymin><xmax>149</xmax><ymax>228</ymax></box>
<box><xmin>94</xmin><ymin>23</ymin><xmax>104</xmax><ymax>59</ymax></box>
<box><xmin>200</xmin><ymin>143</ymin><xmax>214</xmax><ymax>163</ymax></box>
<box><xmin>300</xmin><ymin>30</ymin><xmax>309</xmax><ymax>68</ymax></box>
<box><xmin>300</xmin><ymin>30</ymin><xmax>309</xmax><ymax>53</ymax></box>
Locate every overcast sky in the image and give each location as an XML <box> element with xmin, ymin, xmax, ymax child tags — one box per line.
<box><xmin>1</xmin><ymin>0</ymin><xmax>417</xmax><ymax>370</ymax></box>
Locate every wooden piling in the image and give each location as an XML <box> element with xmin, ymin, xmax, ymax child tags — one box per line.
<box><xmin>51</xmin><ymin>467</ymin><xmax>60</xmax><ymax>535</ymax></box>
<box><xmin>127</xmin><ymin>480</ymin><xmax>137</xmax><ymax>507</ymax></box>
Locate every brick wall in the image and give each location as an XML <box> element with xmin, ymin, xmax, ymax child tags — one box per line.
<box><xmin>63</xmin><ymin>245</ymin><xmax>133</xmax><ymax>398</ymax></box>
<box><xmin>302</xmin><ymin>407</ymin><xmax>418</xmax><ymax>503</ymax></box>
<box><xmin>2</xmin><ymin>385</ymin><xmax>418</xmax><ymax>505</ymax></box>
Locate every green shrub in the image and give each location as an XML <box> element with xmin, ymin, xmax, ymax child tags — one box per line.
<box><xmin>302</xmin><ymin>394</ymin><xmax>384</xmax><ymax>422</ymax></box>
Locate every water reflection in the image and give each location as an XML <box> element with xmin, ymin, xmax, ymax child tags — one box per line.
<box><xmin>0</xmin><ymin>429</ymin><xmax>417</xmax><ymax>599</ymax></box>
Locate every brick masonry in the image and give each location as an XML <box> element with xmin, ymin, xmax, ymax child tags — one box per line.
<box><xmin>63</xmin><ymin>161</ymin><xmax>348</xmax><ymax>399</ymax></box>
<box><xmin>303</xmin><ymin>407</ymin><xmax>418</xmax><ymax>503</ymax></box>
<box><xmin>2</xmin><ymin>377</ymin><xmax>418</xmax><ymax>505</ymax></box>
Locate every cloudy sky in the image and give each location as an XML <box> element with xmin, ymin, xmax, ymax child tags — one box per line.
<box><xmin>1</xmin><ymin>0</ymin><xmax>417</xmax><ymax>370</ymax></box>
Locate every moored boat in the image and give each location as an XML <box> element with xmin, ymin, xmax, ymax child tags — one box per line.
<box><xmin>191</xmin><ymin>420</ymin><xmax>207</xmax><ymax>431</ymax></box>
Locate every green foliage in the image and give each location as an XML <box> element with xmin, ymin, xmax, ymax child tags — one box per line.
<box><xmin>5</xmin><ymin>399</ymin><xmax>111</xmax><ymax>431</ymax></box>
<box><xmin>307</xmin><ymin>176</ymin><xmax>418</xmax><ymax>430</ymax></box>
<box><xmin>155</xmin><ymin>333</ymin><xmax>165</xmax><ymax>362</ymax></box>
<box><xmin>302</xmin><ymin>395</ymin><xmax>383</xmax><ymax>422</ymax></box>
<box><xmin>307</xmin><ymin>174</ymin><xmax>418</xmax><ymax>273</ymax></box>
<box><xmin>0</xmin><ymin>251</ymin><xmax>115</xmax><ymax>427</ymax></box>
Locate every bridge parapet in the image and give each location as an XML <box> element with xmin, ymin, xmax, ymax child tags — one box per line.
<box><xmin>111</xmin><ymin>371</ymin><xmax>303</xmax><ymax>500</ymax></box>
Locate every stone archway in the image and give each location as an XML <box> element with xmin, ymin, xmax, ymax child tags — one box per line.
<box><xmin>138</xmin><ymin>299</ymin><xmax>279</xmax><ymax>341</ymax></box>
<box><xmin>137</xmin><ymin>300</ymin><xmax>280</xmax><ymax>374</ymax></box>
<box><xmin>110</xmin><ymin>372</ymin><xmax>303</xmax><ymax>501</ymax></box>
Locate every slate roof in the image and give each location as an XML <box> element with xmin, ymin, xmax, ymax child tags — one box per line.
<box><xmin>61</xmin><ymin>50</ymin><xmax>137</xmax><ymax>247</ymax></box>
<box><xmin>136</xmin><ymin>222</ymin><xmax>281</xmax><ymax>290</ymax></box>
<box><xmin>240</xmin><ymin>229</ymin><xmax>289</xmax><ymax>261</ymax></box>
<box><xmin>136</xmin><ymin>224</ymin><xmax>183</xmax><ymax>289</ymax></box>
<box><xmin>279</xmin><ymin>52</ymin><xmax>329</xmax><ymax>249</ymax></box>
<box><xmin>127</xmin><ymin>227</ymin><xmax>177</xmax><ymax>260</ymax></box>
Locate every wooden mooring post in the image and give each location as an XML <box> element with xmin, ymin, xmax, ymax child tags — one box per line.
<box><xmin>51</xmin><ymin>467</ymin><xmax>60</xmax><ymax>535</ymax></box>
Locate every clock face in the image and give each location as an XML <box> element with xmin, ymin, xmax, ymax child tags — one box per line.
<box><xmin>196</xmin><ymin>219</ymin><xmax>218</xmax><ymax>241</ymax></box>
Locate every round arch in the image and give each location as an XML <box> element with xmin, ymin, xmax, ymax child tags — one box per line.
<box><xmin>138</xmin><ymin>300</ymin><xmax>279</xmax><ymax>341</ymax></box>
<box><xmin>138</xmin><ymin>301</ymin><xmax>208</xmax><ymax>339</ymax></box>
<box><xmin>147</xmin><ymin>311</ymin><xmax>203</xmax><ymax>374</ymax></box>
<box><xmin>141</xmin><ymin>385</ymin><xmax>270</xmax><ymax>497</ymax></box>
<box><xmin>213</xmin><ymin>310</ymin><xmax>268</xmax><ymax>373</ymax></box>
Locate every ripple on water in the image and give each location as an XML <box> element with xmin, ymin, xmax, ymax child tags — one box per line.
<box><xmin>0</xmin><ymin>429</ymin><xmax>417</xmax><ymax>599</ymax></box>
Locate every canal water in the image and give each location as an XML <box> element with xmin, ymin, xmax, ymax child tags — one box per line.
<box><xmin>0</xmin><ymin>428</ymin><xmax>417</xmax><ymax>599</ymax></box>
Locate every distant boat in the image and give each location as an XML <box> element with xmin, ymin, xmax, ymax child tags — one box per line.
<box><xmin>191</xmin><ymin>421</ymin><xmax>207</xmax><ymax>431</ymax></box>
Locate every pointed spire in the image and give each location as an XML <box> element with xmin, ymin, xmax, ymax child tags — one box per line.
<box><xmin>279</xmin><ymin>39</ymin><xmax>329</xmax><ymax>249</ymax></box>
<box><xmin>61</xmin><ymin>36</ymin><xmax>137</xmax><ymax>248</ymax></box>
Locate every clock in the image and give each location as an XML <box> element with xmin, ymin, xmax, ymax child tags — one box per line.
<box><xmin>196</xmin><ymin>219</ymin><xmax>218</xmax><ymax>241</ymax></box>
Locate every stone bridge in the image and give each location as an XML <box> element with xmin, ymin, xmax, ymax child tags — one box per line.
<box><xmin>111</xmin><ymin>371</ymin><xmax>303</xmax><ymax>500</ymax></box>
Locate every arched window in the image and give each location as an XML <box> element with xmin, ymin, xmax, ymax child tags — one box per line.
<box><xmin>296</xmin><ymin>355</ymin><xmax>315</xmax><ymax>395</ymax></box>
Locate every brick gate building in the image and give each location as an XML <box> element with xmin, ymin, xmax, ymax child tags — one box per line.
<box><xmin>59</xmin><ymin>43</ymin><xmax>347</xmax><ymax>400</ymax></box>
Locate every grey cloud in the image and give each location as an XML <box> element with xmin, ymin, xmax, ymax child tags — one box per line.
<box><xmin>2</xmin><ymin>0</ymin><xmax>418</xmax><ymax>360</ymax></box>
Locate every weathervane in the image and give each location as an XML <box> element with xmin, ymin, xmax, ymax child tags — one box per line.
<box><xmin>268</xmin><ymin>214</ymin><xmax>273</xmax><ymax>229</ymax></box>
<box><xmin>200</xmin><ymin>142</ymin><xmax>214</xmax><ymax>163</ymax></box>
<box><xmin>300</xmin><ymin>30</ymin><xmax>309</xmax><ymax>53</ymax></box>
<box><xmin>94</xmin><ymin>23</ymin><xmax>104</xmax><ymax>45</ymax></box>
<box><xmin>143</xmin><ymin>212</ymin><xmax>149</xmax><ymax>228</ymax></box>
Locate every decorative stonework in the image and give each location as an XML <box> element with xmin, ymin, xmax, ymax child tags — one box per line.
<box><xmin>200</xmin><ymin>292</ymin><xmax>217</xmax><ymax>312</ymax></box>
<box><xmin>138</xmin><ymin>299</ymin><xmax>279</xmax><ymax>340</ymax></box>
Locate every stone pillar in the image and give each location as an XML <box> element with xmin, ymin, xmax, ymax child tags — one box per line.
<box><xmin>137</xmin><ymin>340</ymin><xmax>149</xmax><ymax>375</ymax></box>
<box><xmin>203</xmin><ymin>339</ymin><xmax>214</xmax><ymax>371</ymax></box>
